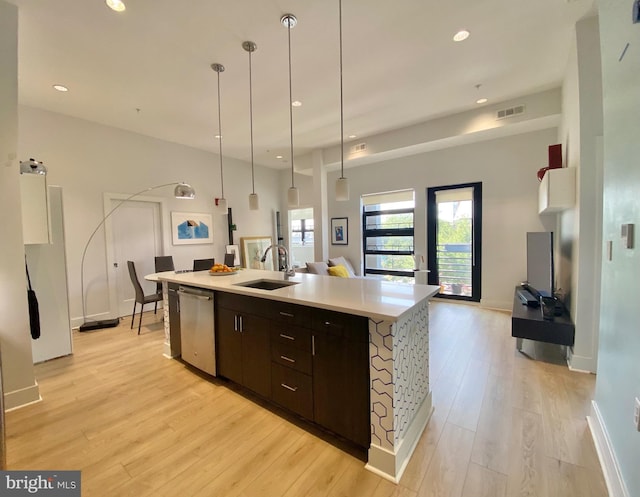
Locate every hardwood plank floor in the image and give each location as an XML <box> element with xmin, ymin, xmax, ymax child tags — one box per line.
<box><xmin>6</xmin><ymin>302</ymin><xmax>607</xmax><ymax>496</ymax></box>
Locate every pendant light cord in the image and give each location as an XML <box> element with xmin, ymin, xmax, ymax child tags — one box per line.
<box><xmin>287</xmin><ymin>20</ymin><xmax>295</xmax><ymax>188</ymax></box>
<box><xmin>339</xmin><ymin>0</ymin><xmax>345</xmax><ymax>180</ymax></box>
<box><xmin>249</xmin><ymin>49</ymin><xmax>256</xmax><ymax>194</ymax></box>
<box><xmin>216</xmin><ymin>69</ymin><xmax>225</xmax><ymax>199</ymax></box>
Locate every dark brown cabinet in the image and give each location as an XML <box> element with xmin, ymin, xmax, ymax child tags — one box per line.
<box><xmin>215</xmin><ymin>291</ymin><xmax>370</xmax><ymax>448</ymax></box>
<box><xmin>312</xmin><ymin>309</ymin><xmax>370</xmax><ymax>448</ymax></box>
<box><xmin>216</xmin><ymin>295</ymin><xmax>271</xmax><ymax>399</ymax></box>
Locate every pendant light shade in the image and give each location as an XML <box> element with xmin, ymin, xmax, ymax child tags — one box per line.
<box><xmin>335</xmin><ymin>0</ymin><xmax>349</xmax><ymax>201</ymax></box>
<box><xmin>243</xmin><ymin>40</ymin><xmax>259</xmax><ymax>211</ymax></box>
<box><xmin>282</xmin><ymin>13</ymin><xmax>299</xmax><ymax>208</ymax></box>
<box><xmin>287</xmin><ymin>186</ymin><xmax>299</xmax><ymax>208</ymax></box>
<box><xmin>335</xmin><ymin>177</ymin><xmax>349</xmax><ymax>201</ymax></box>
<box><xmin>248</xmin><ymin>192</ymin><xmax>259</xmax><ymax>210</ymax></box>
<box><xmin>174</xmin><ymin>182</ymin><xmax>196</xmax><ymax>199</ymax></box>
<box><xmin>211</xmin><ymin>62</ymin><xmax>227</xmax><ymax>214</ymax></box>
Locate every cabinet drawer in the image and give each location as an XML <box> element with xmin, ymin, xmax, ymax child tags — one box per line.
<box><xmin>312</xmin><ymin>308</ymin><xmax>369</xmax><ymax>342</ymax></box>
<box><xmin>268</xmin><ymin>301</ymin><xmax>312</xmax><ymax>327</ymax></box>
<box><xmin>270</xmin><ymin>324</ymin><xmax>312</xmax><ymax>351</ymax></box>
<box><xmin>271</xmin><ymin>341</ymin><xmax>312</xmax><ymax>375</ymax></box>
<box><xmin>271</xmin><ymin>363</ymin><xmax>313</xmax><ymax>419</ymax></box>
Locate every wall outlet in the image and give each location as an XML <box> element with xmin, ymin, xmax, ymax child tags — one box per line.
<box><xmin>634</xmin><ymin>397</ymin><xmax>640</xmax><ymax>432</ymax></box>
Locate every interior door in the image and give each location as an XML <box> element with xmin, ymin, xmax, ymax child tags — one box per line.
<box><xmin>111</xmin><ymin>200</ymin><xmax>162</xmax><ymax>317</ymax></box>
<box><xmin>427</xmin><ymin>182</ymin><xmax>482</xmax><ymax>302</ymax></box>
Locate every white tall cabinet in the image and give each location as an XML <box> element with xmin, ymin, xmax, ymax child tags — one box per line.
<box><xmin>21</xmin><ymin>182</ymin><xmax>73</xmax><ymax>363</ymax></box>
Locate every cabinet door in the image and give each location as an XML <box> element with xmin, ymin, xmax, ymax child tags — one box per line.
<box><xmin>216</xmin><ymin>307</ymin><xmax>243</xmax><ymax>384</ymax></box>
<box><xmin>313</xmin><ymin>329</ymin><xmax>370</xmax><ymax>448</ymax></box>
<box><xmin>240</xmin><ymin>313</ymin><xmax>271</xmax><ymax>398</ymax></box>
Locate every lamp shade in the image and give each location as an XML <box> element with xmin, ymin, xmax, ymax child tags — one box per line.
<box><xmin>217</xmin><ymin>197</ymin><xmax>228</xmax><ymax>213</ymax></box>
<box><xmin>174</xmin><ymin>183</ymin><xmax>196</xmax><ymax>199</ymax></box>
<box><xmin>335</xmin><ymin>177</ymin><xmax>350</xmax><ymax>201</ymax></box>
<box><xmin>287</xmin><ymin>186</ymin><xmax>299</xmax><ymax>208</ymax></box>
<box><xmin>249</xmin><ymin>193</ymin><xmax>259</xmax><ymax>210</ymax></box>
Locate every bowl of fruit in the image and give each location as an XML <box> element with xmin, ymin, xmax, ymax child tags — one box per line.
<box><xmin>209</xmin><ymin>263</ymin><xmax>239</xmax><ymax>275</ymax></box>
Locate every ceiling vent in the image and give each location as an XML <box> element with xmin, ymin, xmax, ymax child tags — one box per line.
<box><xmin>496</xmin><ymin>105</ymin><xmax>525</xmax><ymax>120</ymax></box>
<box><xmin>351</xmin><ymin>143</ymin><xmax>367</xmax><ymax>153</ymax></box>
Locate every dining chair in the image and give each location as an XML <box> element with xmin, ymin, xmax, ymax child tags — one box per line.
<box><xmin>154</xmin><ymin>255</ymin><xmax>175</xmax><ymax>294</ymax></box>
<box><xmin>127</xmin><ymin>260</ymin><xmax>163</xmax><ymax>334</ymax></box>
<box><xmin>193</xmin><ymin>258</ymin><xmax>215</xmax><ymax>271</ymax></box>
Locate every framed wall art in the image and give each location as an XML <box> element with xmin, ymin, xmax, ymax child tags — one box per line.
<box><xmin>240</xmin><ymin>236</ymin><xmax>274</xmax><ymax>270</ymax></box>
<box><xmin>171</xmin><ymin>212</ymin><xmax>213</xmax><ymax>245</ymax></box>
<box><xmin>331</xmin><ymin>217</ymin><xmax>348</xmax><ymax>245</ymax></box>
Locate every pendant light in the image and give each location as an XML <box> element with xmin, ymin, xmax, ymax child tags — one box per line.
<box><xmin>335</xmin><ymin>0</ymin><xmax>350</xmax><ymax>201</ymax></box>
<box><xmin>282</xmin><ymin>13</ymin><xmax>299</xmax><ymax>208</ymax></box>
<box><xmin>243</xmin><ymin>41</ymin><xmax>260</xmax><ymax>211</ymax></box>
<box><xmin>211</xmin><ymin>62</ymin><xmax>227</xmax><ymax>213</ymax></box>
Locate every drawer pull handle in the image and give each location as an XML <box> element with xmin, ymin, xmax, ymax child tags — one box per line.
<box><xmin>279</xmin><ymin>311</ymin><xmax>295</xmax><ymax>318</ymax></box>
<box><xmin>281</xmin><ymin>383</ymin><xmax>298</xmax><ymax>392</ymax></box>
<box><xmin>279</xmin><ymin>333</ymin><xmax>295</xmax><ymax>341</ymax></box>
<box><xmin>280</xmin><ymin>355</ymin><xmax>296</xmax><ymax>363</ymax></box>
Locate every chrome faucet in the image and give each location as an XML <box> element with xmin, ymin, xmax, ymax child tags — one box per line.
<box><xmin>261</xmin><ymin>244</ymin><xmax>296</xmax><ymax>277</ymax></box>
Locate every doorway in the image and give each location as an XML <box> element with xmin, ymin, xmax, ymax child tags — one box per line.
<box><xmin>105</xmin><ymin>197</ymin><xmax>164</xmax><ymax>317</ymax></box>
<box><xmin>427</xmin><ymin>182</ymin><xmax>482</xmax><ymax>302</ymax></box>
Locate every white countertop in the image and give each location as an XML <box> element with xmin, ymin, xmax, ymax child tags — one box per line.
<box><xmin>147</xmin><ymin>269</ymin><xmax>439</xmax><ymax>321</ymax></box>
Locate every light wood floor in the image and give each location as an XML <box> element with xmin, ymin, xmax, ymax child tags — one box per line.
<box><xmin>6</xmin><ymin>302</ymin><xmax>607</xmax><ymax>497</ymax></box>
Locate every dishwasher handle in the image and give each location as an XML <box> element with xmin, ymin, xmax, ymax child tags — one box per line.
<box><xmin>177</xmin><ymin>290</ymin><xmax>212</xmax><ymax>301</ymax></box>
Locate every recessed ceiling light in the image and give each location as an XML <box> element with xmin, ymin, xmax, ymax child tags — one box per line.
<box><xmin>276</xmin><ymin>155</ymin><xmax>283</xmax><ymax>159</ymax></box>
<box><xmin>215</xmin><ymin>135</ymin><xmax>221</xmax><ymax>139</ymax></box>
<box><xmin>52</xmin><ymin>84</ymin><xmax>68</xmax><ymax>92</ymax></box>
<box><xmin>453</xmin><ymin>30</ymin><xmax>470</xmax><ymax>42</ymax></box>
<box><xmin>106</xmin><ymin>0</ymin><xmax>126</xmax><ymax>12</ymax></box>
<box><xmin>476</xmin><ymin>98</ymin><xmax>488</xmax><ymax>104</ymax></box>
<box><xmin>291</xmin><ymin>101</ymin><xmax>302</xmax><ymax>107</ymax></box>
<box><xmin>348</xmin><ymin>134</ymin><xmax>357</xmax><ymax>139</ymax></box>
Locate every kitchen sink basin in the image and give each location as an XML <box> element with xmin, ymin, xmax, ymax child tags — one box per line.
<box><xmin>234</xmin><ymin>279</ymin><xmax>299</xmax><ymax>291</ymax></box>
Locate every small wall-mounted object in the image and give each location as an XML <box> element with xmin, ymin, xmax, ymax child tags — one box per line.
<box><xmin>19</xmin><ymin>158</ymin><xmax>51</xmax><ymax>244</ymax></box>
<box><xmin>633</xmin><ymin>0</ymin><xmax>639</xmax><ymax>24</ymax></box>
<box><xmin>621</xmin><ymin>223</ymin><xmax>634</xmax><ymax>249</ymax></box>
<box><xmin>538</xmin><ymin>167</ymin><xmax>576</xmax><ymax>214</ymax></box>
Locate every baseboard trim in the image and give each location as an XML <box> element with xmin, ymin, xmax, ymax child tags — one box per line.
<box><xmin>365</xmin><ymin>391</ymin><xmax>433</xmax><ymax>482</ymax></box>
<box><xmin>568</xmin><ymin>352</ymin><xmax>597</xmax><ymax>374</ymax></box>
<box><xmin>587</xmin><ymin>400</ymin><xmax>630</xmax><ymax>497</ymax></box>
<box><xmin>4</xmin><ymin>382</ymin><xmax>41</xmax><ymax>411</ymax></box>
<box><xmin>479</xmin><ymin>299</ymin><xmax>510</xmax><ymax>311</ymax></box>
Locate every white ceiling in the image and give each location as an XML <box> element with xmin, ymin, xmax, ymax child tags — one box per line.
<box><xmin>10</xmin><ymin>0</ymin><xmax>594</xmax><ymax>170</ymax></box>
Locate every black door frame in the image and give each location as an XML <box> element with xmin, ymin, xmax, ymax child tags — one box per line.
<box><xmin>426</xmin><ymin>182</ymin><xmax>482</xmax><ymax>302</ymax></box>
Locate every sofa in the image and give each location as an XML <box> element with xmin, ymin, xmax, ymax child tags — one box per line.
<box><xmin>297</xmin><ymin>256</ymin><xmax>358</xmax><ymax>278</ymax></box>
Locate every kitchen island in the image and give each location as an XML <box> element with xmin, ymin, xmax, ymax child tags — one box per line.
<box><xmin>147</xmin><ymin>268</ymin><xmax>439</xmax><ymax>482</ymax></box>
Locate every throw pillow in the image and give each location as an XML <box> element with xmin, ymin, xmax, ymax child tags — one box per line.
<box><xmin>328</xmin><ymin>256</ymin><xmax>356</xmax><ymax>278</ymax></box>
<box><xmin>306</xmin><ymin>261</ymin><xmax>329</xmax><ymax>275</ymax></box>
<box><xmin>327</xmin><ymin>265</ymin><xmax>349</xmax><ymax>278</ymax></box>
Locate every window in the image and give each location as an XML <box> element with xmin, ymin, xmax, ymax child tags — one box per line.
<box><xmin>288</xmin><ymin>207</ymin><xmax>314</xmax><ymax>268</ymax></box>
<box><xmin>362</xmin><ymin>190</ymin><xmax>415</xmax><ymax>282</ymax></box>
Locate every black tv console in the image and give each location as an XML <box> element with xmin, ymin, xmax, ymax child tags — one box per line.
<box><xmin>511</xmin><ymin>286</ymin><xmax>574</xmax><ymax>350</ymax></box>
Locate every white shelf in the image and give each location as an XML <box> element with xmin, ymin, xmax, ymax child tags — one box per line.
<box><xmin>538</xmin><ymin>167</ymin><xmax>575</xmax><ymax>214</ymax></box>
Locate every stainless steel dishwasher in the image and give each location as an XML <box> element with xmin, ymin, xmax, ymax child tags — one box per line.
<box><xmin>178</xmin><ymin>286</ymin><xmax>216</xmax><ymax>376</ymax></box>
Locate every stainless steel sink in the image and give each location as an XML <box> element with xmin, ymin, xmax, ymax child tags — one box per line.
<box><xmin>234</xmin><ymin>279</ymin><xmax>299</xmax><ymax>291</ymax></box>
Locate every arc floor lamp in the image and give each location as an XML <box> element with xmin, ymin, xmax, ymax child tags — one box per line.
<box><xmin>78</xmin><ymin>182</ymin><xmax>195</xmax><ymax>332</ymax></box>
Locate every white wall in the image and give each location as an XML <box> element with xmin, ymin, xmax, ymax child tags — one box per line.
<box><xmin>18</xmin><ymin>106</ymin><xmax>281</xmax><ymax>327</ymax></box>
<box><xmin>324</xmin><ymin>128</ymin><xmax>556</xmax><ymax>309</ymax></box>
<box><xmin>0</xmin><ymin>1</ymin><xmax>39</xmax><ymax>409</ymax></box>
<box><xmin>594</xmin><ymin>0</ymin><xmax>640</xmax><ymax>495</ymax></box>
<box><xmin>559</xmin><ymin>15</ymin><xmax>603</xmax><ymax>373</ymax></box>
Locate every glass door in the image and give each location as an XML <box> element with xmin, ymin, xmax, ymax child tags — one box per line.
<box><xmin>427</xmin><ymin>182</ymin><xmax>482</xmax><ymax>302</ymax></box>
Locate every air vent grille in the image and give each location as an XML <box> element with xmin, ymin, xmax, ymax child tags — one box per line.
<box><xmin>351</xmin><ymin>143</ymin><xmax>367</xmax><ymax>153</ymax></box>
<box><xmin>496</xmin><ymin>105</ymin><xmax>525</xmax><ymax>120</ymax></box>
